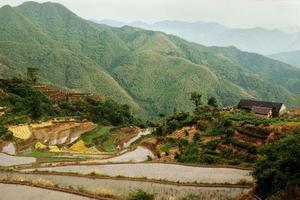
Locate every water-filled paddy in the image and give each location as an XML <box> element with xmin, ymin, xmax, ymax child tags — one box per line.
<box><xmin>0</xmin><ymin>153</ymin><xmax>36</xmax><ymax>166</ymax></box>
<box><xmin>0</xmin><ymin>183</ymin><xmax>93</xmax><ymax>200</ymax></box>
<box><xmin>23</xmin><ymin>163</ymin><xmax>252</xmax><ymax>184</ymax></box>
<box><xmin>0</xmin><ymin>172</ymin><xmax>248</xmax><ymax>200</ymax></box>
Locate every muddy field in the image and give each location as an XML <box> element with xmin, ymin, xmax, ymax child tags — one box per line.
<box><xmin>0</xmin><ymin>183</ymin><xmax>93</xmax><ymax>200</ymax></box>
<box><xmin>85</xmin><ymin>146</ymin><xmax>153</xmax><ymax>164</ymax></box>
<box><xmin>1</xmin><ymin>143</ymin><xmax>16</xmax><ymax>155</ymax></box>
<box><xmin>0</xmin><ymin>153</ymin><xmax>36</xmax><ymax>166</ymax></box>
<box><xmin>23</xmin><ymin>163</ymin><xmax>252</xmax><ymax>184</ymax></box>
<box><xmin>0</xmin><ymin>172</ymin><xmax>248</xmax><ymax>200</ymax></box>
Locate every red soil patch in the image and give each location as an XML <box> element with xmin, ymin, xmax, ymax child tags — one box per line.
<box><xmin>168</xmin><ymin>125</ymin><xmax>199</xmax><ymax>142</ymax></box>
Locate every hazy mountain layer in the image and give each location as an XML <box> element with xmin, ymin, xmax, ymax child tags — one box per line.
<box><xmin>269</xmin><ymin>50</ymin><xmax>300</xmax><ymax>68</ymax></box>
<box><xmin>99</xmin><ymin>19</ymin><xmax>300</xmax><ymax>55</ymax></box>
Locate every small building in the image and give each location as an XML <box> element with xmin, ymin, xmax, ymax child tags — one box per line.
<box><xmin>251</xmin><ymin>106</ymin><xmax>273</xmax><ymax>118</ymax></box>
<box><xmin>237</xmin><ymin>99</ymin><xmax>286</xmax><ymax>117</ymax></box>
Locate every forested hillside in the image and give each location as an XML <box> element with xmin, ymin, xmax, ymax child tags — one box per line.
<box><xmin>0</xmin><ymin>2</ymin><xmax>300</xmax><ymax>117</ymax></box>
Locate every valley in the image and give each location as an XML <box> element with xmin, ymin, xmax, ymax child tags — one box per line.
<box><xmin>0</xmin><ymin>78</ymin><xmax>299</xmax><ymax>200</ymax></box>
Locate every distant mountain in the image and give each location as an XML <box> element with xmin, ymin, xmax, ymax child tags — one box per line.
<box><xmin>98</xmin><ymin>19</ymin><xmax>300</xmax><ymax>55</ymax></box>
<box><xmin>269</xmin><ymin>50</ymin><xmax>300</xmax><ymax>68</ymax></box>
<box><xmin>0</xmin><ymin>2</ymin><xmax>300</xmax><ymax>118</ymax></box>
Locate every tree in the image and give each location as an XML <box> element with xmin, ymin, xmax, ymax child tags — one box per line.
<box><xmin>27</xmin><ymin>67</ymin><xmax>39</xmax><ymax>83</ymax></box>
<box><xmin>31</xmin><ymin>96</ymin><xmax>42</xmax><ymax>119</ymax></box>
<box><xmin>208</xmin><ymin>97</ymin><xmax>218</xmax><ymax>108</ymax></box>
<box><xmin>190</xmin><ymin>92</ymin><xmax>202</xmax><ymax>108</ymax></box>
<box><xmin>253</xmin><ymin>134</ymin><xmax>300</xmax><ymax>198</ymax></box>
<box><xmin>0</xmin><ymin>126</ymin><xmax>13</xmax><ymax>141</ymax></box>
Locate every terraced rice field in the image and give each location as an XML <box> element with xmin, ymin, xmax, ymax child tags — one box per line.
<box><xmin>23</xmin><ymin>163</ymin><xmax>252</xmax><ymax>184</ymax></box>
<box><xmin>1</xmin><ymin>143</ymin><xmax>16</xmax><ymax>155</ymax></box>
<box><xmin>8</xmin><ymin>125</ymin><xmax>32</xmax><ymax>140</ymax></box>
<box><xmin>85</xmin><ymin>146</ymin><xmax>153</xmax><ymax>164</ymax></box>
<box><xmin>0</xmin><ymin>183</ymin><xmax>93</xmax><ymax>200</ymax></box>
<box><xmin>0</xmin><ymin>153</ymin><xmax>36</xmax><ymax>166</ymax></box>
<box><xmin>0</xmin><ymin>172</ymin><xmax>249</xmax><ymax>200</ymax></box>
<box><xmin>123</xmin><ymin>129</ymin><xmax>152</xmax><ymax>148</ymax></box>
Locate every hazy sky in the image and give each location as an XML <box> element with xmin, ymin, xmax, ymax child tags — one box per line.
<box><xmin>1</xmin><ymin>0</ymin><xmax>300</xmax><ymax>31</ymax></box>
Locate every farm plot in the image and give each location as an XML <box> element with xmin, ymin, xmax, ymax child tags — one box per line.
<box><xmin>0</xmin><ymin>153</ymin><xmax>36</xmax><ymax>166</ymax></box>
<box><xmin>23</xmin><ymin>163</ymin><xmax>252</xmax><ymax>184</ymax></box>
<box><xmin>1</xmin><ymin>143</ymin><xmax>16</xmax><ymax>155</ymax></box>
<box><xmin>0</xmin><ymin>183</ymin><xmax>93</xmax><ymax>200</ymax></box>
<box><xmin>0</xmin><ymin>172</ymin><xmax>249</xmax><ymax>200</ymax></box>
<box><xmin>83</xmin><ymin>146</ymin><xmax>153</xmax><ymax>164</ymax></box>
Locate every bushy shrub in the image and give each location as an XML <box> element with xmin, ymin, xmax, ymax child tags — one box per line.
<box><xmin>253</xmin><ymin>134</ymin><xmax>300</xmax><ymax>198</ymax></box>
<box><xmin>228</xmin><ymin>138</ymin><xmax>257</xmax><ymax>154</ymax></box>
<box><xmin>0</xmin><ymin>79</ymin><xmax>53</xmax><ymax>120</ymax></box>
<box><xmin>153</xmin><ymin>112</ymin><xmax>197</xmax><ymax>136</ymax></box>
<box><xmin>128</xmin><ymin>189</ymin><xmax>154</xmax><ymax>200</ymax></box>
<box><xmin>205</xmin><ymin>139</ymin><xmax>221</xmax><ymax>150</ymax></box>
<box><xmin>196</xmin><ymin>120</ymin><xmax>209</xmax><ymax>131</ymax></box>
<box><xmin>0</xmin><ymin>125</ymin><xmax>13</xmax><ymax>141</ymax></box>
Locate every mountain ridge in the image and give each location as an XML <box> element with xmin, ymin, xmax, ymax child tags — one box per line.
<box><xmin>98</xmin><ymin>19</ymin><xmax>300</xmax><ymax>55</ymax></box>
<box><xmin>0</xmin><ymin>2</ymin><xmax>299</xmax><ymax>117</ymax></box>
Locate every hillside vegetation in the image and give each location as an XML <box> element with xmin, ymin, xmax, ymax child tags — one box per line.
<box><xmin>146</xmin><ymin>94</ymin><xmax>300</xmax><ymax>168</ymax></box>
<box><xmin>0</xmin><ymin>2</ymin><xmax>300</xmax><ymax>117</ymax></box>
<box><xmin>0</xmin><ymin>79</ymin><xmax>140</xmax><ymax>130</ymax></box>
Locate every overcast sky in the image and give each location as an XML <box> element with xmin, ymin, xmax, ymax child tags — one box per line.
<box><xmin>1</xmin><ymin>0</ymin><xmax>300</xmax><ymax>31</ymax></box>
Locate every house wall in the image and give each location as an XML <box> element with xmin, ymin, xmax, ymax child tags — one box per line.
<box><xmin>279</xmin><ymin>104</ymin><xmax>287</xmax><ymax>116</ymax></box>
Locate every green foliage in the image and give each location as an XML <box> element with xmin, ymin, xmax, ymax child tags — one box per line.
<box><xmin>236</xmin><ymin>126</ymin><xmax>269</xmax><ymax>140</ymax></box>
<box><xmin>153</xmin><ymin>112</ymin><xmax>197</xmax><ymax>136</ymax></box>
<box><xmin>0</xmin><ymin>78</ymin><xmax>142</xmax><ymax>126</ymax></box>
<box><xmin>207</xmin><ymin>97</ymin><xmax>218</xmax><ymax>108</ymax></box>
<box><xmin>178</xmin><ymin>142</ymin><xmax>221</xmax><ymax>164</ymax></box>
<box><xmin>208</xmin><ymin>115</ymin><xmax>233</xmax><ymax>136</ymax></box>
<box><xmin>196</xmin><ymin>120</ymin><xmax>209</xmax><ymax>131</ymax></box>
<box><xmin>0</xmin><ymin>79</ymin><xmax>53</xmax><ymax>122</ymax></box>
<box><xmin>192</xmin><ymin>133</ymin><xmax>201</xmax><ymax>141</ymax></box>
<box><xmin>204</xmin><ymin>139</ymin><xmax>221</xmax><ymax>150</ymax></box>
<box><xmin>226</xmin><ymin>137</ymin><xmax>257</xmax><ymax>154</ymax></box>
<box><xmin>128</xmin><ymin>189</ymin><xmax>154</xmax><ymax>200</ymax></box>
<box><xmin>0</xmin><ymin>125</ymin><xmax>13</xmax><ymax>141</ymax></box>
<box><xmin>253</xmin><ymin>134</ymin><xmax>300</xmax><ymax>198</ymax></box>
<box><xmin>160</xmin><ymin>142</ymin><xmax>173</xmax><ymax>153</ymax></box>
<box><xmin>80</xmin><ymin>126</ymin><xmax>110</xmax><ymax>147</ymax></box>
<box><xmin>59</xmin><ymin>97</ymin><xmax>141</xmax><ymax>126</ymax></box>
<box><xmin>190</xmin><ymin>92</ymin><xmax>202</xmax><ymax>108</ymax></box>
